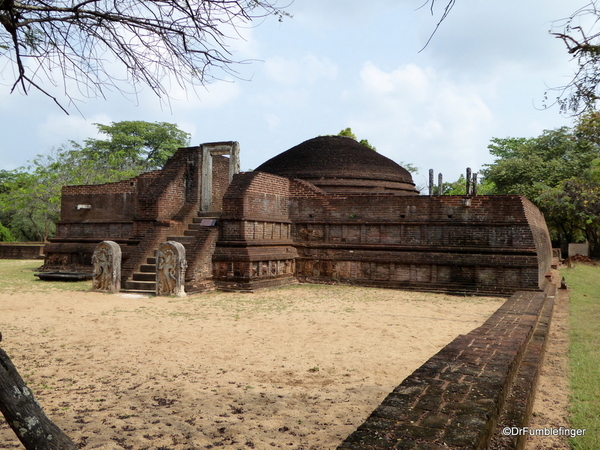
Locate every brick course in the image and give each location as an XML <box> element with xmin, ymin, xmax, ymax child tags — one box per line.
<box><xmin>337</xmin><ymin>284</ymin><xmax>557</xmax><ymax>450</ymax></box>
<box><xmin>214</xmin><ymin>171</ymin><xmax>552</xmax><ymax>295</ymax></box>
<box><xmin>42</xmin><ymin>137</ymin><xmax>552</xmax><ymax>297</ymax></box>
<box><xmin>41</xmin><ymin>145</ymin><xmax>234</xmax><ymax>285</ymax></box>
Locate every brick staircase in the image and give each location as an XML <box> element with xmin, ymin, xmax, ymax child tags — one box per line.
<box><xmin>121</xmin><ymin>212</ymin><xmax>220</xmax><ymax>294</ymax></box>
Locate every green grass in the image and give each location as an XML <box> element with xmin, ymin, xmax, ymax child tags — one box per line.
<box><xmin>563</xmin><ymin>264</ymin><xmax>600</xmax><ymax>449</ymax></box>
<box><xmin>0</xmin><ymin>259</ymin><xmax>92</xmax><ymax>293</ymax></box>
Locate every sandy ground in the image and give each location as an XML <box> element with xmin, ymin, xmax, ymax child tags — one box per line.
<box><xmin>0</xmin><ymin>277</ymin><xmax>504</xmax><ymax>450</ymax></box>
<box><xmin>524</xmin><ymin>283</ymin><xmax>571</xmax><ymax>450</ymax></box>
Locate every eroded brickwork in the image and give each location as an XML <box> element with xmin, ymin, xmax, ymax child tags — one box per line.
<box><xmin>214</xmin><ymin>171</ymin><xmax>552</xmax><ymax>295</ymax></box>
<box><xmin>42</xmin><ymin>136</ymin><xmax>552</xmax><ymax>296</ymax></box>
<box><xmin>41</xmin><ymin>144</ymin><xmax>238</xmax><ymax>291</ymax></box>
<box><xmin>213</xmin><ymin>171</ymin><xmax>298</xmax><ymax>290</ymax></box>
<box><xmin>337</xmin><ymin>284</ymin><xmax>556</xmax><ymax>450</ymax></box>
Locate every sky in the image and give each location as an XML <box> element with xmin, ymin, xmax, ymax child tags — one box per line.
<box><xmin>0</xmin><ymin>0</ymin><xmax>590</xmax><ymax>190</ymax></box>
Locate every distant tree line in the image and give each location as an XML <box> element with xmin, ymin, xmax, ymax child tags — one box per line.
<box><xmin>3</xmin><ymin>117</ymin><xmax>600</xmax><ymax>254</ymax></box>
<box><xmin>480</xmin><ymin>112</ymin><xmax>600</xmax><ymax>255</ymax></box>
<box><xmin>0</xmin><ymin>121</ymin><xmax>190</xmax><ymax>242</ymax></box>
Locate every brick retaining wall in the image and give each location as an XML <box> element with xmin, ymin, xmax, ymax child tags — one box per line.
<box><xmin>338</xmin><ymin>282</ymin><xmax>556</xmax><ymax>450</ymax></box>
<box><xmin>0</xmin><ymin>243</ymin><xmax>45</xmax><ymax>259</ymax></box>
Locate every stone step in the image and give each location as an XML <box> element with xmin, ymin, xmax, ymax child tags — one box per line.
<box><xmin>124</xmin><ymin>280</ymin><xmax>156</xmax><ymax>291</ymax></box>
<box><xmin>133</xmin><ymin>272</ymin><xmax>155</xmax><ymax>282</ymax></box>
<box><xmin>197</xmin><ymin>211</ymin><xmax>221</xmax><ymax>218</ymax></box>
<box><xmin>119</xmin><ymin>289</ymin><xmax>155</xmax><ymax>295</ymax></box>
<box><xmin>140</xmin><ymin>264</ymin><xmax>156</xmax><ymax>273</ymax></box>
<box><xmin>192</xmin><ymin>217</ymin><xmax>219</xmax><ymax>225</ymax></box>
<box><xmin>183</xmin><ymin>229</ymin><xmax>200</xmax><ymax>237</ymax></box>
<box><xmin>147</xmin><ymin>257</ymin><xmax>157</xmax><ymax>265</ymax></box>
<box><xmin>166</xmin><ymin>236</ymin><xmax>194</xmax><ymax>245</ymax></box>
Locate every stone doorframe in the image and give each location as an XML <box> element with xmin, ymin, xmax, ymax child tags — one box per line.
<box><xmin>200</xmin><ymin>141</ymin><xmax>240</xmax><ymax>212</ymax></box>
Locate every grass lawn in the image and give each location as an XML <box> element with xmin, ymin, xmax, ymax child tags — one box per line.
<box><xmin>0</xmin><ymin>259</ymin><xmax>92</xmax><ymax>293</ymax></box>
<box><xmin>563</xmin><ymin>264</ymin><xmax>600</xmax><ymax>449</ymax></box>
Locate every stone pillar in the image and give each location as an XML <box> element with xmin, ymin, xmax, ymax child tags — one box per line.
<box><xmin>466</xmin><ymin>167</ymin><xmax>472</xmax><ymax>195</ymax></box>
<box><xmin>91</xmin><ymin>241</ymin><xmax>122</xmax><ymax>293</ymax></box>
<box><xmin>438</xmin><ymin>173</ymin><xmax>443</xmax><ymax>196</ymax></box>
<box><xmin>428</xmin><ymin>169</ymin><xmax>434</xmax><ymax>196</ymax></box>
<box><xmin>200</xmin><ymin>141</ymin><xmax>241</xmax><ymax>212</ymax></box>
<box><xmin>156</xmin><ymin>241</ymin><xmax>187</xmax><ymax>297</ymax></box>
<box><xmin>200</xmin><ymin>146</ymin><xmax>213</xmax><ymax>212</ymax></box>
<box><xmin>229</xmin><ymin>141</ymin><xmax>241</xmax><ymax>182</ymax></box>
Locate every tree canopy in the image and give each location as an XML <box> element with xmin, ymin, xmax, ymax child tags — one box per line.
<box><xmin>336</xmin><ymin>127</ymin><xmax>377</xmax><ymax>151</ymax></box>
<box><xmin>0</xmin><ymin>0</ymin><xmax>288</xmax><ymax>111</ymax></box>
<box><xmin>79</xmin><ymin>121</ymin><xmax>191</xmax><ymax>173</ymax></box>
<box><xmin>0</xmin><ymin>120</ymin><xmax>189</xmax><ymax>241</ymax></box>
<box><xmin>432</xmin><ymin>174</ymin><xmax>495</xmax><ymax>196</ymax></box>
<box><xmin>481</xmin><ymin>112</ymin><xmax>600</xmax><ymax>253</ymax></box>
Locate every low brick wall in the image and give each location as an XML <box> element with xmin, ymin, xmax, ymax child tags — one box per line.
<box><xmin>0</xmin><ymin>243</ymin><xmax>45</xmax><ymax>259</ymax></box>
<box><xmin>338</xmin><ymin>284</ymin><xmax>556</xmax><ymax>450</ymax></box>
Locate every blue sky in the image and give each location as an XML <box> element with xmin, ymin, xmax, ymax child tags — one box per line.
<box><xmin>0</xmin><ymin>0</ymin><xmax>588</xmax><ymax>190</ymax></box>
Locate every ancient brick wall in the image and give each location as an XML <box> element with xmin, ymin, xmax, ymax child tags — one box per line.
<box><xmin>211</xmin><ymin>155</ymin><xmax>231</xmax><ymax>213</ymax></box>
<box><xmin>60</xmin><ymin>171</ymin><xmax>160</xmax><ymax>223</ymax></box>
<box><xmin>288</xmin><ymin>194</ymin><xmax>549</xmax><ymax>295</ymax></box>
<box><xmin>42</xmin><ymin>145</ymin><xmax>233</xmax><ymax>277</ymax></box>
<box><xmin>213</xmin><ymin>172</ymin><xmax>298</xmax><ymax>290</ymax></box>
<box><xmin>338</xmin><ymin>285</ymin><xmax>556</xmax><ymax>450</ymax></box>
<box><xmin>136</xmin><ymin>148</ymin><xmax>198</xmax><ymax>222</ymax></box>
<box><xmin>221</xmin><ymin>171</ymin><xmax>292</xmax><ymax>221</ymax></box>
<box><xmin>0</xmin><ymin>243</ymin><xmax>45</xmax><ymax>259</ymax></box>
<box><xmin>185</xmin><ymin>226</ymin><xmax>220</xmax><ymax>292</ymax></box>
<box><xmin>521</xmin><ymin>196</ymin><xmax>553</xmax><ymax>288</ymax></box>
<box><xmin>214</xmin><ymin>174</ymin><xmax>552</xmax><ymax>295</ymax></box>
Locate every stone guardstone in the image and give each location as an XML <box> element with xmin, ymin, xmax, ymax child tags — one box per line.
<box><xmin>156</xmin><ymin>241</ymin><xmax>187</xmax><ymax>297</ymax></box>
<box><xmin>91</xmin><ymin>241</ymin><xmax>122</xmax><ymax>293</ymax></box>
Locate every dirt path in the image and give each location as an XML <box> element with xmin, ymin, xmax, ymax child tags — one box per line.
<box><xmin>0</xmin><ymin>282</ymin><xmax>502</xmax><ymax>450</ymax></box>
<box><xmin>524</xmin><ymin>285</ymin><xmax>571</xmax><ymax>450</ymax></box>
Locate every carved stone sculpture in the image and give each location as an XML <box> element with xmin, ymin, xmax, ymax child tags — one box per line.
<box><xmin>156</xmin><ymin>241</ymin><xmax>187</xmax><ymax>297</ymax></box>
<box><xmin>91</xmin><ymin>241</ymin><xmax>121</xmax><ymax>293</ymax></box>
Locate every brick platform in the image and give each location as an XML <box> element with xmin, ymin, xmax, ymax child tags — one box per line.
<box><xmin>337</xmin><ymin>283</ymin><xmax>557</xmax><ymax>450</ymax></box>
<box><xmin>42</xmin><ymin>137</ymin><xmax>552</xmax><ymax>296</ymax></box>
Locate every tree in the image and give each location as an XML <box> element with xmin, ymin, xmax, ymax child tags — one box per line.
<box><xmin>0</xmin><ymin>342</ymin><xmax>78</xmax><ymax>450</ymax></box>
<box><xmin>481</xmin><ymin>112</ymin><xmax>600</xmax><ymax>252</ymax></box>
<box><xmin>549</xmin><ymin>1</ymin><xmax>600</xmax><ymax>114</ymax></box>
<box><xmin>0</xmin><ymin>0</ymin><xmax>288</xmax><ymax>112</ymax></box>
<box><xmin>0</xmin><ymin>121</ymin><xmax>190</xmax><ymax>241</ymax></box>
<box><xmin>432</xmin><ymin>174</ymin><xmax>495</xmax><ymax>195</ymax></box>
<box><xmin>0</xmin><ymin>223</ymin><xmax>15</xmax><ymax>242</ymax></box>
<box><xmin>482</xmin><ymin>129</ymin><xmax>591</xmax><ymax>201</ymax></box>
<box><xmin>80</xmin><ymin>121</ymin><xmax>191</xmax><ymax>173</ymax></box>
<box><xmin>337</xmin><ymin>127</ymin><xmax>377</xmax><ymax>151</ymax></box>
<box><xmin>1</xmin><ymin>154</ymin><xmax>72</xmax><ymax>241</ymax></box>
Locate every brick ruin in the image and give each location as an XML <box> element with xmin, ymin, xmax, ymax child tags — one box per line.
<box><xmin>42</xmin><ymin>136</ymin><xmax>552</xmax><ymax>296</ymax></box>
<box><xmin>42</xmin><ymin>141</ymin><xmax>238</xmax><ymax>292</ymax></box>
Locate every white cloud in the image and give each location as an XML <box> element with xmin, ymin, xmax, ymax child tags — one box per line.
<box><xmin>265</xmin><ymin>54</ymin><xmax>338</xmax><ymax>85</ymax></box>
<box><xmin>348</xmin><ymin>62</ymin><xmax>494</xmax><ymax>181</ymax></box>
<box><xmin>134</xmin><ymin>77</ymin><xmax>243</xmax><ymax>113</ymax></box>
<box><xmin>38</xmin><ymin>113</ymin><xmax>112</xmax><ymax>148</ymax></box>
<box><xmin>264</xmin><ymin>113</ymin><xmax>281</xmax><ymax>131</ymax></box>
<box><xmin>360</xmin><ymin>62</ymin><xmax>431</xmax><ymax>100</ymax></box>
